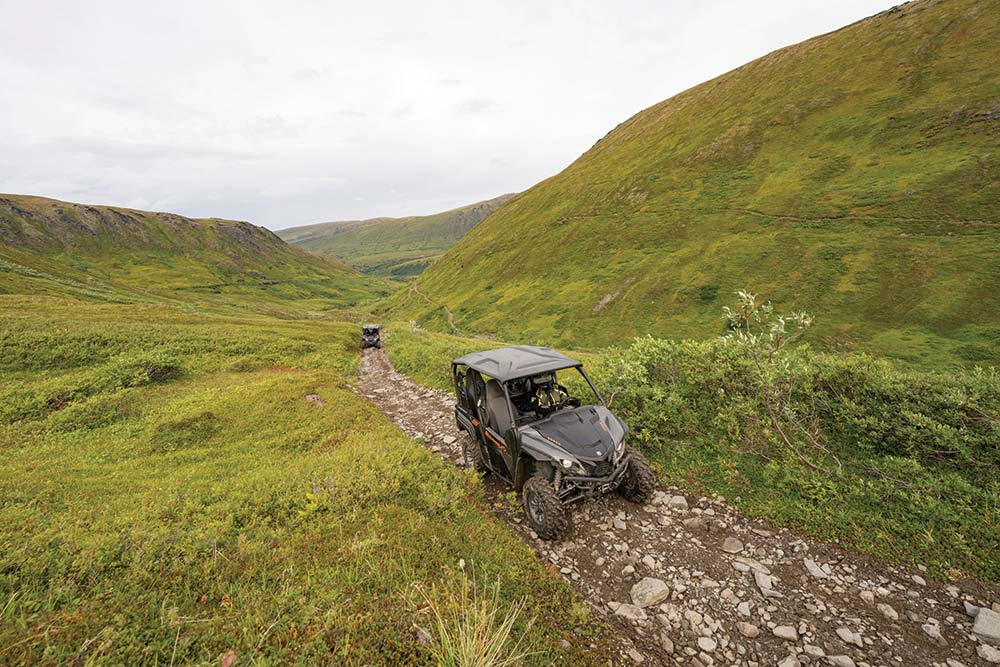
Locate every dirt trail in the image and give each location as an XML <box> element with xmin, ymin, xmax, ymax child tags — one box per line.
<box><xmin>409</xmin><ymin>282</ymin><xmax>461</xmax><ymax>334</ymax></box>
<box><xmin>358</xmin><ymin>348</ymin><xmax>1000</xmax><ymax>667</ymax></box>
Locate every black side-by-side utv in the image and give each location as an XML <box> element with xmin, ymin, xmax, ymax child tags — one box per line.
<box><xmin>452</xmin><ymin>345</ymin><xmax>655</xmax><ymax>539</ymax></box>
<box><xmin>361</xmin><ymin>324</ymin><xmax>382</xmax><ymax>349</ymax></box>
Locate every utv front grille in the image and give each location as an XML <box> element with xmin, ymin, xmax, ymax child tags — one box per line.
<box><xmin>590</xmin><ymin>461</ymin><xmax>612</xmax><ymax>477</ymax></box>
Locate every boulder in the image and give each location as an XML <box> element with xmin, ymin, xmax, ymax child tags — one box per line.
<box><xmin>630</xmin><ymin>578</ymin><xmax>671</xmax><ymax>608</ymax></box>
<box><xmin>974</xmin><ymin>608</ymin><xmax>1000</xmax><ymax>645</ymax></box>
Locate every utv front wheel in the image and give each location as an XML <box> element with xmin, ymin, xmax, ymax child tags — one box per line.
<box><xmin>462</xmin><ymin>435</ymin><xmax>488</xmax><ymax>474</ymax></box>
<box><xmin>617</xmin><ymin>448</ymin><xmax>656</xmax><ymax>503</ymax></box>
<box><xmin>522</xmin><ymin>476</ymin><xmax>567</xmax><ymax>540</ymax></box>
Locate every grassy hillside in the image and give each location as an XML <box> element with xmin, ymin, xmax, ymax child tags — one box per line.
<box><xmin>0</xmin><ymin>194</ymin><xmax>388</xmax><ymax>312</ymax></box>
<box><xmin>382</xmin><ymin>320</ymin><xmax>1000</xmax><ymax>583</ymax></box>
<box><xmin>279</xmin><ymin>194</ymin><xmax>514</xmax><ymax>278</ymax></box>
<box><xmin>386</xmin><ymin>0</ymin><xmax>1000</xmax><ymax>368</ymax></box>
<box><xmin>0</xmin><ymin>298</ymin><xmax>617</xmax><ymax>665</ymax></box>
<box><xmin>0</xmin><ymin>196</ymin><xmax>619</xmax><ymax>664</ymax></box>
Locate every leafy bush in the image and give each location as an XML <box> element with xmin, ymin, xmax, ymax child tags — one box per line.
<box><xmin>595</xmin><ymin>293</ymin><xmax>1000</xmax><ymax>580</ymax></box>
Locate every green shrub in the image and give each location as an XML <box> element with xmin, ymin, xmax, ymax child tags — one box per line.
<box><xmin>597</xmin><ymin>327</ymin><xmax>1000</xmax><ymax>580</ymax></box>
<box><xmin>96</xmin><ymin>352</ymin><xmax>183</xmax><ymax>390</ymax></box>
<box><xmin>150</xmin><ymin>410</ymin><xmax>221</xmax><ymax>452</ymax></box>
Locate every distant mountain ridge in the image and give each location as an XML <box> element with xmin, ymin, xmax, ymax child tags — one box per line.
<box><xmin>385</xmin><ymin>0</ymin><xmax>1000</xmax><ymax>368</ymax></box>
<box><xmin>278</xmin><ymin>193</ymin><xmax>515</xmax><ymax>278</ymax></box>
<box><xmin>0</xmin><ymin>194</ymin><xmax>380</xmax><ymax>310</ymax></box>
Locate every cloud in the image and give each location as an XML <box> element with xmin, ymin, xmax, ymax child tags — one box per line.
<box><xmin>454</xmin><ymin>97</ymin><xmax>495</xmax><ymax>114</ymax></box>
<box><xmin>391</xmin><ymin>104</ymin><xmax>414</xmax><ymax>118</ymax></box>
<box><xmin>293</xmin><ymin>66</ymin><xmax>327</xmax><ymax>80</ymax></box>
<box><xmin>0</xmin><ymin>0</ymin><xmax>899</xmax><ymax>229</ymax></box>
<box><xmin>53</xmin><ymin>136</ymin><xmax>263</xmax><ymax>162</ymax></box>
<box><xmin>258</xmin><ymin>176</ymin><xmax>348</xmax><ymax>199</ymax></box>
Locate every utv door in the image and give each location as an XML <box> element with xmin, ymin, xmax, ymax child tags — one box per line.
<box><xmin>481</xmin><ymin>426</ymin><xmax>514</xmax><ymax>481</ymax></box>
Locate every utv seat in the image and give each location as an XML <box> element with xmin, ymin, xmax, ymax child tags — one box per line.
<box><xmin>464</xmin><ymin>369</ymin><xmax>484</xmax><ymax>412</ymax></box>
<box><xmin>485</xmin><ymin>379</ymin><xmax>516</xmax><ymax>434</ymax></box>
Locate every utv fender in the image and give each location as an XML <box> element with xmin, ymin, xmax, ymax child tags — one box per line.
<box><xmin>518</xmin><ymin>430</ymin><xmax>574</xmax><ymax>464</ymax></box>
<box><xmin>514</xmin><ymin>458</ymin><xmax>554</xmax><ymax>492</ymax></box>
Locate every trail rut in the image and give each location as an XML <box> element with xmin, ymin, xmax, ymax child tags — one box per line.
<box><xmin>358</xmin><ymin>348</ymin><xmax>1000</xmax><ymax>667</ymax></box>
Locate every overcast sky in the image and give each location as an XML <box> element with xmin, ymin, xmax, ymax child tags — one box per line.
<box><xmin>1</xmin><ymin>0</ymin><xmax>897</xmax><ymax>230</ymax></box>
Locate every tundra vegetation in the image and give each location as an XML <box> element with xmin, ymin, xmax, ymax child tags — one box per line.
<box><xmin>385</xmin><ymin>0</ymin><xmax>1000</xmax><ymax>368</ymax></box>
<box><xmin>0</xmin><ymin>300</ymin><xmax>611</xmax><ymax>662</ymax></box>
<box><xmin>385</xmin><ymin>290</ymin><xmax>1000</xmax><ymax>584</ymax></box>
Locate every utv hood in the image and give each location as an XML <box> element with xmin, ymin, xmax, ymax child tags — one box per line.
<box><xmin>519</xmin><ymin>406</ymin><xmax>626</xmax><ymax>463</ymax></box>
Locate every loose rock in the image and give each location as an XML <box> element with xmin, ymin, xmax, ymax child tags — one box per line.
<box><xmin>979</xmin><ymin>643</ymin><xmax>1000</xmax><ymax>664</ymax></box>
<box><xmin>826</xmin><ymin>657</ymin><xmax>856</xmax><ymax>667</ymax></box>
<box><xmin>876</xmin><ymin>603</ymin><xmax>898</xmax><ymax>621</ymax></box>
<box><xmin>836</xmin><ymin>627</ymin><xmax>863</xmax><ymax>647</ymax></box>
<box><xmin>614</xmin><ymin>603</ymin><xmax>648</xmax><ymax>621</ymax></box>
<box><xmin>630</xmin><ymin>577</ymin><xmax>671</xmax><ymax>608</ymax></box>
<box><xmin>973</xmin><ymin>608</ymin><xmax>1000</xmax><ymax>644</ymax></box>
<box><xmin>721</xmin><ymin>537</ymin><xmax>743</xmax><ymax>554</ymax></box>
<box><xmin>804</xmin><ymin>558</ymin><xmax>828</xmax><ymax>579</ymax></box>
<box><xmin>697</xmin><ymin>636</ymin><xmax>717</xmax><ymax>652</ymax></box>
<box><xmin>668</xmin><ymin>495</ymin><xmax>689</xmax><ymax>510</ymax></box>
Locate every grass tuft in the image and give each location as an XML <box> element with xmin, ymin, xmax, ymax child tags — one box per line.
<box><xmin>418</xmin><ymin>573</ymin><xmax>536</xmax><ymax>667</ymax></box>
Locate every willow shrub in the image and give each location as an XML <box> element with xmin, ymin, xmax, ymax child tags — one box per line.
<box><xmin>596</xmin><ymin>336</ymin><xmax>1000</xmax><ymax>581</ymax></box>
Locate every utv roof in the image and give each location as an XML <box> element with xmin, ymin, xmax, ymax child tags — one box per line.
<box><xmin>362</xmin><ymin>323</ymin><xmax>379</xmax><ymax>328</ymax></box>
<box><xmin>453</xmin><ymin>345</ymin><xmax>581</xmax><ymax>382</ymax></box>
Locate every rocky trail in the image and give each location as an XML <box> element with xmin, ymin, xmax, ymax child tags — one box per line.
<box><xmin>358</xmin><ymin>348</ymin><xmax>1000</xmax><ymax>667</ymax></box>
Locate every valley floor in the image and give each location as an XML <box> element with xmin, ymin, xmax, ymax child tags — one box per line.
<box><xmin>358</xmin><ymin>347</ymin><xmax>1000</xmax><ymax>667</ymax></box>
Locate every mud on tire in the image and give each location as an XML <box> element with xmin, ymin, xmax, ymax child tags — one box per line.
<box><xmin>522</xmin><ymin>475</ymin><xmax>568</xmax><ymax>540</ymax></box>
<box><xmin>617</xmin><ymin>448</ymin><xmax>656</xmax><ymax>503</ymax></box>
<box><xmin>462</xmin><ymin>434</ymin><xmax>488</xmax><ymax>473</ymax></box>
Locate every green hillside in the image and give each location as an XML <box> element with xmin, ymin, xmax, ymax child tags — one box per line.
<box><xmin>386</xmin><ymin>0</ymin><xmax>1000</xmax><ymax>368</ymax></box>
<box><xmin>0</xmin><ymin>198</ymin><xmax>615</xmax><ymax>664</ymax></box>
<box><xmin>0</xmin><ymin>193</ymin><xmax>387</xmax><ymax>312</ymax></box>
<box><xmin>278</xmin><ymin>194</ymin><xmax>514</xmax><ymax>278</ymax></box>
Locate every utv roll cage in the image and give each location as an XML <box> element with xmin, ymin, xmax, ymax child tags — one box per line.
<box><xmin>452</xmin><ymin>346</ymin><xmax>605</xmax><ymax>428</ymax></box>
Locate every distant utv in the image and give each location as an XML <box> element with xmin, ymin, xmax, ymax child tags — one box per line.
<box><xmin>361</xmin><ymin>324</ymin><xmax>381</xmax><ymax>349</ymax></box>
<box><xmin>452</xmin><ymin>345</ymin><xmax>655</xmax><ymax>539</ymax></box>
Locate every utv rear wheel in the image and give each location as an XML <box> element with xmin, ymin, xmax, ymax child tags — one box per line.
<box><xmin>462</xmin><ymin>435</ymin><xmax>488</xmax><ymax>474</ymax></box>
<box><xmin>618</xmin><ymin>448</ymin><xmax>656</xmax><ymax>503</ymax></box>
<box><xmin>522</xmin><ymin>476</ymin><xmax>567</xmax><ymax>540</ymax></box>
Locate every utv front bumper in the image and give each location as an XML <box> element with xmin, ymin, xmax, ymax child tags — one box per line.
<box><xmin>558</xmin><ymin>454</ymin><xmax>631</xmax><ymax>502</ymax></box>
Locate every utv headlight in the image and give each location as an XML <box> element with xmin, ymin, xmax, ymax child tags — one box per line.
<box><xmin>560</xmin><ymin>459</ymin><xmax>585</xmax><ymax>474</ymax></box>
<box><xmin>561</xmin><ymin>459</ymin><xmax>573</xmax><ymax>469</ymax></box>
